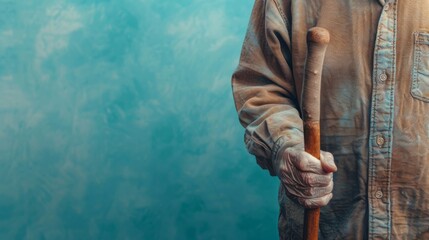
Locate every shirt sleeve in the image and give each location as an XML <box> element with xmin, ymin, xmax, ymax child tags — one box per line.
<box><xmin>231</xmin><ymin>0</ymin><xmax>304</xmax><ymax>176</ymax></box>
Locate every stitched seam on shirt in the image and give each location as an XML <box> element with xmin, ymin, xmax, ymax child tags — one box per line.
<box><xmin>272</xmin><ymin>0</ymin><xmax>290</xmax><ymax>30</ymax></box>
<box><xmin>369</xmin><ymin>13</ymin><xmax>384</xmax><ymax>239</ymax></box>
<box><xmin>247</xmin><ymin>134</ymin><xmax>274</xmax><ymax>171</ymax></box>
<box><xmin>371</xmin><ymin>41</ymin><xmax>380</xmax><ymax>240</ymax></box>
<box><xmin>368</xmin><ymin>81</ymin><xmax>374</xmax><ymax>238</ymax></box>
<box><xmin>252</xmin><ymin>137</ymin><xmax>270</xmax><ymax>153</ymax></box>
<box><xmin>272</xmin><ymin>136</ymin><xmax>285</xmax><ymax>160</ymax></box>
<box><xmin>412</xmin><ymin>32</ymin><xmax>419</xmax><ymax>94</ymax></box>
<box><xmin>415</xmin><ymin>33</ymin><xmax>423</xmax><ymax>99</ymax></box>
<box><xmin>245</xmin><ymin>133</ymin><xmax>271</xmax><ymax>156</ymax></box>
<box><xmin>386</xmin><ymin>4</ymin><xmax>398</xmax><ymax>238</ymax></box>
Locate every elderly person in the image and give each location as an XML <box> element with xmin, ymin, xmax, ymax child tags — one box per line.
<box><xmin>232</xmin><ymin>0</ymin><xmax>429</xmax><ymax>239</ymax></box>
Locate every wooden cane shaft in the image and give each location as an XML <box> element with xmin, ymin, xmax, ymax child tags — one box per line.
<box><xmin>303</xmin><ymin>122</ymin><xmax>321</xmax><ymax>240</ymax></box>
<box><xmin>301</xmin><ymin>27</ymin><xmax>329</xmax><ymax>240</ymax></box>
<box><xmin>304</xmin><ymin>122</ymin><xmax>320</xmax><ymax>159</ymax></box>
<box><xmin>304</xmin><ymin>208</ymin><xmax>321</xmax><ymax>240</ymax></box>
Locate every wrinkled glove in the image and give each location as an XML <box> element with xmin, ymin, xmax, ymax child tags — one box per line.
<box><xmin>273</xmin><ymin>143</ymin><xmax>337</xmax><ymax>209</ymax></box>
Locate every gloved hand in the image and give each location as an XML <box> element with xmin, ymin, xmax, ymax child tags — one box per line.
<box><xmin>273</xmin><ymin>144</ymin><xmax>337</xmax><ymax>208</ymax></box>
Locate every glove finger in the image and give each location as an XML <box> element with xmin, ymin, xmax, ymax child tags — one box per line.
<box><xmin>298</xmin><ymin>172</ymin><xmax>333</xmax><ymax>187</ymax></box>
<box><xmin>287</xmin><ymin>150</ymin><xmax>324</xmax><ymax>174</ymax></box>
<box><xmin>320</xmin><ymin>151</ymin><xmax>337</xmax><ymax>173</ymax></box>
<box><xmin>298</xmin><ymin>193</ymin><xmax>333</xmax><ymax>209</ymax></box>
<box><xmin>284</xmin><ymin>169</ymin><xmax>331</xmax><ymax>188</ymax></box>
<box><xmin>285</xmin><ymin>180</ymin><xmax>333</xmax><ymax>199</ymax></box>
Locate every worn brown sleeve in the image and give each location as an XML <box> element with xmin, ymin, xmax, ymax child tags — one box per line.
<box><xmin>231</xmin><ymin>0</ymin><xmax>303</xmax><ymax>176</ymax></box>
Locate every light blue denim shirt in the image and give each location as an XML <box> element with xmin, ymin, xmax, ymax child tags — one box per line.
<box><xmin>232</xmin><ymin>0</ymin><xmax>429</xmax><ymax>239</ymax></box>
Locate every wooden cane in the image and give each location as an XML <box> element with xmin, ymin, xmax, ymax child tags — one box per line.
<box><xmin>301</xmin><ymin>27</ymin><xmax>330</xmax><ymax>240</ymax></box>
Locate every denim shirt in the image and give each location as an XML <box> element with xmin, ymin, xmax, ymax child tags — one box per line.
<box><xmin>232</xmin><ymin>0</ymin><xmax>429</xmax><ymax>239</ymax></box>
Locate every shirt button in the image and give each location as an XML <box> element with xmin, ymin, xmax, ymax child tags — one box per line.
<box><xmin>375</xmin><ymin>191</ymin><xmax>383</xmax><ymax>199</ymax></box>
<box><xmin>384</xmin><ymin>4</ymin><xmax>390</xmax><ymax>11</ymax></box>
<box><xmin>376</xmin><ymin>135</ymin><xmax>385</xmax><ymax>147</ymax></box>
<box><xmin>379</xmin><ymin>72</ymin><xmax>388</xmax><ymax>82</ymax></box>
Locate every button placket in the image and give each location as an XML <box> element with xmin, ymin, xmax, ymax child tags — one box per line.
<box><xmin>368</xmin><ymin>1</ymin><xmax>397</xmax><ymax>238</ymax></box>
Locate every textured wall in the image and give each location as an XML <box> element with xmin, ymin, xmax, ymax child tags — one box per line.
<box><xmin>0</xmin><ymin>0</ymin><xmax>279</xmax><ymax>239</ymax></box>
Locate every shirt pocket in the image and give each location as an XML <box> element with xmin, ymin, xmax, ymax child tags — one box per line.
<box><xmin>411</xmin><ymin>32</ymin><xmax>429</xmax><ymax>102</ymax></box>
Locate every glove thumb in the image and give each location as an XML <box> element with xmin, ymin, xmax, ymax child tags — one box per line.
<box><xmin>320</xmin><ymin>151</ymin><xmax>337</xmax><ymax>173</ymax></box>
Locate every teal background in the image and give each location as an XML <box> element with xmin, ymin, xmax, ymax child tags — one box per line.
<box><xmin>0</xmin><ymin>0</ymin><xmax>279</xmax><ymax>239</ymax></box>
